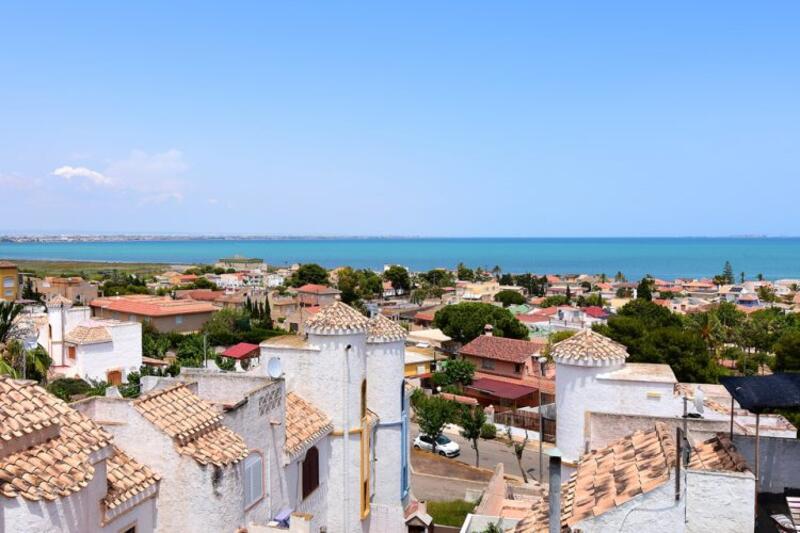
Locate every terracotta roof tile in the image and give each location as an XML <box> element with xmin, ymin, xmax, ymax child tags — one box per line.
<box><xmin>90</xmin><ymin>295</ymin><xmax>217</xmax><ymax>317</ymax></box>
<box><xmin>550</xmin><ymin>330</ymin><xmax>628</xmax><ymax>365</ymax></box>
<box><xmin>64</xmin><ymin>321</ymin><xmax>113</xmax><ymax>345</ymax></box>
<box><xmin>284</xmin><ymin>392</ymin><xmax>332</xmax><ymax>461</ymax></box>
<box><xmin>0</xmin><ymin>376</ymin><xmax>112</xmax><ymax>502</ymax></box>
<box><xmin>367</xmin><ymin>314</ymin><xmax>407</xmax><ymax>343</ymax></box>
<box><xmin>461</xmin><ymin>335</ymin><xmax>546</xmax><ymax>364</ymax></box>
<box><xmin>133</xmin><ymin>384</ymin><xmax>247</xmax><ymax>466</ymax></box>
<box><xmin>104</xmin><ymin>446</ymin><xmax>160</xmax><ymax>510</ymax></box>
<box><xmin>562</xmin><ymin>423</ymin><xmax>676</xmax><ymax>527</ymax></box>
<box><xmin>688</xmin><ymin>433</ymin><xmax>749</xmax><ymax>472</ymax></box>
<box><xmin>304</xmin><ymin>301</ymin><xmax>370</xmax><ymax>335</ymax></box>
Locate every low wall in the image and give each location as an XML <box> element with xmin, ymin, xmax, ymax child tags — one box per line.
<box><xmin>588</xmin><ymin>412</ymin><xmax>730</xmax><ymax>451</ymax></box>
<box><xmin>732</xmin><ymin>434</ymin><xmax>800</xmax><ymax>493</ymax></box>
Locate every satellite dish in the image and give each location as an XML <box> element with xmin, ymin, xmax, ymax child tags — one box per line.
<box><xmin>694</xmin><ymin>387</ymin><xmax>705</xmax><ymax>414</ymax></box>
<box><xmin>267</xmin><ymin>357</ymin><xmax>283</xmax><ymax>379</ymax></box>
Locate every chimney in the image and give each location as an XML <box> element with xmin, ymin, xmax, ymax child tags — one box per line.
<box><xmin>484</xmin><ymin>323</ymin><xmax>494</xmax><ymax>336</ymax></box>
<box><xmin>548</xmin><ymin>450</ymin><xmax>562</xmax><ymax>533</ymax></box>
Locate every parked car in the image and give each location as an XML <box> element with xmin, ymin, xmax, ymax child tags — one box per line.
<box><xmin>413</xmin><ymin>433</ymin><xmax>460</xmax><ymax>458</ymax></box>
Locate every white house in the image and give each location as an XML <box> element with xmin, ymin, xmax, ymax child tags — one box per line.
<box><xmin>0</xmin><ymin>376</ymin><xmax>160</xmax><ymax>533</ymax></box>
<box><xmin>59</xmin><ymin>318</ymin><xmax>142</xmax><ymax>384</ymax></box>
<box><xmin>257</xmin><ymin>303</ymin><xmax>412</xmax><ymax>532</ymax></box>
<box><xmin>512</xmin><ymin>423</ymin><xmax>755</xmax><ymax>532</ymax></box>
<box><xmin>73</xmin><ymin>382</ymin><xmax>254</xmax><ymax>533</ymax></box>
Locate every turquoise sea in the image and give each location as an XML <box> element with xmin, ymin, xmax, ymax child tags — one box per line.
<box><xmin>1</xmin><ymin>238</ymin><xmax>800</xmax><ymax>280</ymax></box>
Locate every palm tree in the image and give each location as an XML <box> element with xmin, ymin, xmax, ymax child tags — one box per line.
<box><xmin>0</xmin><ymin>301</ymin><xmax>23</xmax><ymax>344</ymax></box>
<box><xmin>688</xmin><ymin>312</ymin><xmax>724</xmax><ymax>356</ymax></box>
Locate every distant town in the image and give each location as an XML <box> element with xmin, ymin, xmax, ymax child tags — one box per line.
<box><xmin>1</xmin><ymin>254</ymin><xmax>798</xmax><ymax>532</ymax></box>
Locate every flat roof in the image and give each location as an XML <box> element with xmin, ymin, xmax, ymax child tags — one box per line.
<box><xmin>405</xmin><ymin>350</ymin><xmax>435</xmax><ymax>364</ymax></box>
<box><xmin>597</xmin><ymin>363</ymin><xmax>677</xmax><ymax>384</ymax></box>
<box><xmin>260</xmin><ymin>334</ymin><xmax>316</xmax><ymax>350</ymax></box>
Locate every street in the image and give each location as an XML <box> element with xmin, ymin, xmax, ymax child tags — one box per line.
<box><xmin>409</xmin><ymin>422</ymin><xmax>551</xmax><ymax>501</ymax></box>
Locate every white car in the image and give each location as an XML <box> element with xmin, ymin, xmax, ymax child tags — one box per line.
<box><xmin>413</xmin><ymin>433</ymin><xmax>460</xmax><ymax>458</ymax></box>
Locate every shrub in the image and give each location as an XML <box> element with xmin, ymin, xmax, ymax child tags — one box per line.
<box><xmin>480</xmin><ymin>422</ymin><xmax>497</xmax><ymax>439</ymax></box>
<box><xmin>426</xmin><ymin>500</ymin><xmax>476</xmax><ymax>527</ymax></box>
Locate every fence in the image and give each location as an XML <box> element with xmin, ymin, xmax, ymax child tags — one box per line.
<box><xmin>494</xmin><ymin>409</ymin><xmax>556</xmax><ymax>442</ymax></box>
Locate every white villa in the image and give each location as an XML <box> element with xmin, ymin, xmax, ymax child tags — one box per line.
<box><xmin>22</xmin><ymin>301</ymin><xmax>416</xmax><ymax>532</ymax></box>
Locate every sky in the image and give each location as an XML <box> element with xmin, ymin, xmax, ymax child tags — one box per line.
<box><xmin>1</xmin><ymin>2</ymin><xmax>798</xmax><ymax>237</ymax></box>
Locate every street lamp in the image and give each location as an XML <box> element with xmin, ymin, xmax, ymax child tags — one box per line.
<box><xmin>537</xmin><ymin>355</ymin><xmax>548</xmax><ymax>483</ymax></box>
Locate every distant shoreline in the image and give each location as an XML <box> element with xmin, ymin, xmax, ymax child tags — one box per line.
<box><xmin>0</xmin><ymin>234</ymin><xmax>783</xmax><ymax>243</ymax></box>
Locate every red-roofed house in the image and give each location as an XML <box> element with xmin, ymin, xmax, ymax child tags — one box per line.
<box><xmin>457</xmin><ymin>332</ymin><xmax>553</xmax><ymax>406</ymax></box>
<box><xmin>295</xmin><ymin>284</ymin><xmax>341</xmax><ymax>307</ymax></box>
<box><xmin>90</xmin><ymin>295</ymin><xmax>218</xmax><ymax>333</ymax></box>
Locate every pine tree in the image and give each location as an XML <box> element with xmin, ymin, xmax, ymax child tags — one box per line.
<box><xmin>723</xmin><ymin>261</ymin><xmax>734</xmax><ymax>285</ymax></box>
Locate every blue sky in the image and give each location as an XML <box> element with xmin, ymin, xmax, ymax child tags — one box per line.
<box><xmin>1</xmin><ymin>2</ymin><xmax>798</xmax><ymax>237</ymax></box>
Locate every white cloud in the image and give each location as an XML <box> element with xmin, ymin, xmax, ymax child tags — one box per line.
<box><xmin>52</xmin><ymin>165</ymin><xmax>113</xmax><ymax>186</ymax></box>
<box><xmin>51</xmin><ymin>148</ymin><xmax>189</xmax><ymax>204</ymax></box>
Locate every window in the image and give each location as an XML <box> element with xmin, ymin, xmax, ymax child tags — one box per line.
<box><xmin>243</xmin><ymin>453</ymin><xmax>263</xmax><ymax>508</ymax></box>
<box><xmin>361</xmin><ymin>379</ymin><xmax>367</xmax><ymax>419</ymax></box>
<box><xmin>301</xmin><ymin>446</ymin><xmax>319</xmax><ymax>499</ymax></box>
<box><xmin>175</xmin><ymin>315</ymin><xmax>184</xmax><ymax>325</ymax></box>
<box><xmin>481</xmin><ymin>358</ymin><xmax>495</xmax><ymax>370</ymax></box>
<box><xmin>514</xmin><ymin>363</ymin><xmax>522</xmax><ymax>374</ymax></box>
<box><xmin>68</xmin><ymin>346</ymin><xmax>76</xmax><ymax>360</ymax></box>
<box><xmin>122</xmin><ymin>526</ymin><xmax>136</xmax><ymax>533</ymax></box>
<box><xmin>3</xmin><ymin>277</ymin><xmax>13</xmax><ymax>288</ymax></box>
<box><xmin>416</xmin><ymin>364</ymin><xmax>426</xmax><ymax>375</ymax></box>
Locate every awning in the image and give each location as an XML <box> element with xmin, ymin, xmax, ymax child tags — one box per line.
<box><xmin>221</xmin><ymin>342</ymin><xmax>261</xmax><ymax>360</ymax></box>
<box><xmin>467</xmin><ymin>377</ymin><xmax>537</xmax><ymax>400</ymax></box>
<box><xmin>720</xmin><ymin>374</ymin><xmax>800</xmax><ymax>413</ymax></box>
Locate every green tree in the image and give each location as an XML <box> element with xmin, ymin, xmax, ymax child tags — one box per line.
<box><xmin>415</xmin><ymin>396</ymin><xmax>457</xmax><ymax>453</ymax></box>
<box><xmin>459</xmin><ymin>406</ymin><xmax>487</xmax><ymax>467</ymax></box>
<box><xmin>176</xmin><ymin>335</ymin><xmax>207</xmax><ymax>367</ymax></box>
<box><xmin>288</xmin><ymin>263</ymin><xmax>329</xmax><ymax>287</ymax></box>
<box><xmin>636</xmin><ymin>277</ymin><xmax>654</xmax><ymax>301</ymax></box>
<box><xmin>0</xmin><ymin>301</ymin><xmax>23</xmax><ymax>343</ymax></box>
<box><xmin>614</xmin><ymin>271</ymin><xmax>626</xmax><ymax>282</ymax></box>
<box><xmin>723</xmin><ymin>261</ymin><xmax>735</xmax><ymax>285</ymax></box>
<box><xmin>457</xmin><ymin>262</ymin><xmax>475</xmax><ymax>282</ymax></box>
<box><xmin>577</xmin><ymin>293</ymin><xmax>605</xmax><ymax>308</ymax></box>
<box><xmin>442</xmin><ymin>358</ymin><xmax>476</xmax><ymax>389</ymax></box>
<box><xmin>494</xmin><ymin>290</ymin><xmax>525</xmax><ymax>307</ymax></box>
<box><xmin>383</xmin><ymin>265</ymin><xmax>411</xmax><ymax>292</ymax></box>
<box><xmin>539</xmin><ymin>295</ymin><xmax>568</xmax><ymax>308</ymax></box>
<box><xmin>337</xmin><ymin>267</ymin><xmax>383</xmax><ymax>304</ymax></box>
<box><xmin>215</xmin><ymin>353</ymin><xmax>236</xmax><ymax>371</ymax></box>
<box><xmin>420</xmin><ymin>269</ymin><xmax>455</xmax><ymax>287</ymax></box>
<box><xmin>774</xmin><ymin>330</ymin><xmax>800</xmax><ymax>372</ymax></box>
<box><xmin>543</xmin><ymin>330</ymin><xmax>576</xmax><ymax>358</ymax></box>
<box><xmin>21</xmin><ymin>278</ymin><xmax>42</xmax><ymax>302</ymax></box>
<box><xmin>433</xmin><ymin>303</ymin><xmax>528</xmax><ymax>344</ymax></box>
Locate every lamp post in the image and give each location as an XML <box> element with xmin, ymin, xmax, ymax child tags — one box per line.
<box><xmin>537</xmin><ymin>355</ymin><xmax>548</xmax><ymax>482</ymax></box>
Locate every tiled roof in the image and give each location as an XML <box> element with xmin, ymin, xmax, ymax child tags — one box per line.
<box><xmin>550</xmin><ymin>329</ymin><xmax>628</xmax><ymax>365</ymax></box>
<box><xmin>46</xmin><ymin>294</ymin><xmax>73</xmax><ymax>307</ymax></box>
<box><xmin>104</xmin><ymin>446</ymin><xmax>160</xmax><ymax>510</ymax></box>
<box><xmin>688</xmin><ymin>433</ymin><xmax>749</xmax><ymax>472</ymax></box>
<box><xmin>0</xmin><ymin>376</ymin><xmax>112</xmax><ymax>502</ymax></box>
<box><xmin>284</xmin><ymin>392</ymin><xmax>333</xmax><ymax>461</ymax></box>
<box><xmin>90</xmin><ymin>295</ymin><xmax>217</xmax><ymax>317</ymax></box>
<box><xmin>460</xmin><ymin>335</ymin><xmax>545</xmax><ymax>364</ymax></box>
<box><xmin>64</xmin><ymin>321</ymin><xmax>112</xmax><ymax>345</ymax></box>
<box><xmin>133</xmin><ymin>384</ymin><xmax>247</xmax><ymax>466</ymax></box>
<box><xmin>367</xmin><ymin>314</ymin><xmax>407</xmax><ymax>343</ymax></box>
<box><xmin>562</xmin><ymin>422</ymin><xmax>676</xmax><ymax>528</ymax></box>
<box><xmin>296</xmin><ymin>283</ymin><xmax>340</xmax><ymax>294</ymax></box>
<box><xmin>304</xmin><ymin>301</ymin><xmax>370</xmax><ymax>335</ymax></box>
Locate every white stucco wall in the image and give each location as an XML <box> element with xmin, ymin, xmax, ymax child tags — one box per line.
<box><xmin>1</xmin><ymin>445</ymin><xmax>157</xmax><ymax>533</ymax></box>
<box><xmin>75</xmin><ymin>321</ymin><xmax>142</xmax><ymax>382</ymax></box>
<box><xmin>366</xmin><ymin>339</ymin><xmax>405</xmax><ymax>515</ymax></box>
<box><xmin>41</xmin><ymin>305</ymin><xmax>91</xmax><ymax>364</ymax></box>
<box><xmin>74</xmin><ymin>396</ymin><xmax>248</xmax><ymax>533</ymax></box>
<box><xmin>686</xmin><ymin>470</ymin><xmax>754</xmax><ymax>532</ymax></box>
<box><xmin>556</xmin><ymin>361</ymin><xmax>679</xmax><ymax>465</ymax></box>
<box><xmin>573</xmin><ymin>479</ymin><xmax>684</xmax><ymax>532</ymax></box>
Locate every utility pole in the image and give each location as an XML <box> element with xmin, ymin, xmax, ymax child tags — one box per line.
<box><xmin>538</xmin><ymin>356</ymin><xmax>548</xmax><ymax>482</ymax></box>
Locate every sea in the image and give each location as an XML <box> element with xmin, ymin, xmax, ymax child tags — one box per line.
<box><xmin>1</xmin><ymin>237</ymin><xmax>800</xmax><ymax>280</ymax></box>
